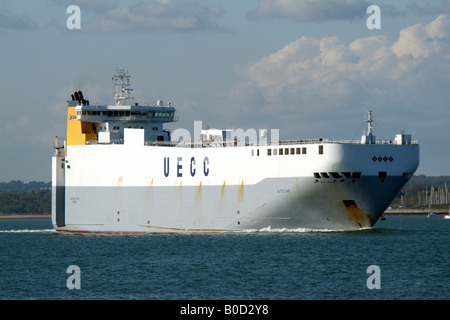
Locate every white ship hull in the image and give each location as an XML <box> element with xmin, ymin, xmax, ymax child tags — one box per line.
<box><xmin>52</xmin><ymin>71</ymin><xmax>419</xmax><ymax>233</ymax></box>
<box><xmin>52</xmin><ymin>141</ymin><xmax>419</xmax><ymax>233</ymax></box>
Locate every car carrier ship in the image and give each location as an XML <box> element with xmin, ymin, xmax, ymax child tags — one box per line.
<box><xmin>52</xmin><ymin>69</ymin><xmax>419</xmax><ymax>233</ymax></box>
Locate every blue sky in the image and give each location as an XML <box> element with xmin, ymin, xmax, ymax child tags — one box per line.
<box><xmin>1</xmin><ymin>0</ymin><xmax>450</xmax><ymax>182</ymax></box>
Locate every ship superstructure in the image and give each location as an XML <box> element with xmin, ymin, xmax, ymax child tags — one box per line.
<box><xmin>66</xmin><ymin>69</ymin><xmax>175</xmax><ymax>146</ymax></box>
<box><xmin>52</xmin><ymin>70</ymin><xmax>419</xmax><ymax>233</ymax></box>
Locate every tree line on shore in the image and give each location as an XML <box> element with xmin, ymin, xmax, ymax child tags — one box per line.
<box><xmin>0</xmin><ymin>181</ymin><xmax>51</xmax><ymax>214</ymax></box>
<box><xmin>0</xmin><ymin>175</ymin><xmax>449</xmax><ymax>214</ymax></box>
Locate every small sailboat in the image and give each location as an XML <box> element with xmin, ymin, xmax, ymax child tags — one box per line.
<box><xmin>445</xmin><ymin>204</ymin><xmax>450</xmax><ymax>219</ymax></box>
<box><xmin>427</xmin><ymin>202</ymin><xmax>435</xmax><ymax>217</ymax></box>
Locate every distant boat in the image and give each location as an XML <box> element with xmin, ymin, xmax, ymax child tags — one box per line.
<box><xmin>427</xmin><ymin>201</ymin><xmax>435</xmax><ymax>217</ymax></box>
<box><xmin>445</xmin><ymin>205</ymin><xmax>450</xmax><ymax>219</ymax></box>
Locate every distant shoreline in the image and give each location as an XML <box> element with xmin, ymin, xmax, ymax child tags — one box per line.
<box><xmin>384</xmin><ymin>209</ymin><xmax>449</xmax><ymax>216</ymax></box>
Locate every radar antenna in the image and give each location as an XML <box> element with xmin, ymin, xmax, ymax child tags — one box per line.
<box><xmin>113</xmin><ymin>68</ymin><xmax>134</xmax><ymax>106</ymax></box>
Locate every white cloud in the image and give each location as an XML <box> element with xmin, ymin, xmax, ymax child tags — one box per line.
<box><xmin>392</xmin><ymin>14</ymin><xmax>450</xmax><ymax>58</ymax></box>
<box><xmin>248</xmin><ymin>0</ymin><xmax>368</xmax><ymax>22</ymax></box>
<box><xmin>219</xmin><ymin>15</ymin><xmax>450</xmax><ymax>140</ymax></box>
<box><xmin>85</xmin><ymin>2</ymin><xmax>225</xmax><ymax>32</ymax></box>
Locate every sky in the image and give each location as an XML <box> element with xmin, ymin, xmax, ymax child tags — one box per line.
<box><xmin>1</xmin><ymin>0</ymin><xmax>450</xmax><ymax>182</ymax></box>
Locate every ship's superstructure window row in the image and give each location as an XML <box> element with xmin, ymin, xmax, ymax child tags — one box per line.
<box><xmin>77</xmin><ymin>110</ymin><xmax>174</xmax><ymax>118</ymax></box>
<box><xmin>254</xmin><ymin>147</ymin><xmax>310</xmax><ymax>156</ymax></box>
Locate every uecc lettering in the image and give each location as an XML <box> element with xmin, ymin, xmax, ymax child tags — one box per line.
<box><xmin>164</xmin><ymin>156</ymin><xmax>209</xmax><ymax>178</ymax></box>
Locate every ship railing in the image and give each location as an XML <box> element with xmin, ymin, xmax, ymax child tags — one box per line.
<box><xmin>88</xmin><ymin>138</ymin><xmax>419</xmax><ymax>147</ymax></box>
<box><xmin>323</xmin><ymin>139</ymin><xmax>419</xmax><ymax>145</ymax></box>
<box><xmin>145</xmin><ymin>139</ymin><xmax>237</xmax><ymax>148</ymax></box>
<box><xmin>274</xmin><ymin>139</ymin><xmax>419</xmax><ymax>146</ymax></box>
<box><xmin>88</xmin><ymin>140</ymin><xmax>124</xmax><ymax>145</ymax></box>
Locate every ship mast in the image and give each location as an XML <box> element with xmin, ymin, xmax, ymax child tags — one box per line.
<box><xmin>361</xmin><ymin>109</ymin><xmax>376</xmax><ymax>144</ymax></box>
<box><xmin>365</xmin><ymin>109</ymin><xmax>374</xmax><ymax>136</ymax></box>
<box><xmin>113</xmin><ymin>68</ymin><xmax>134</xmax><ymax>106</ymax></box>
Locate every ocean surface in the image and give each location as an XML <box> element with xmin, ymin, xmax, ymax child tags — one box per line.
<box><xmin>0</xmin><ymin>216</ymin><xmax>448</xmax><ymax>300</ymax></box>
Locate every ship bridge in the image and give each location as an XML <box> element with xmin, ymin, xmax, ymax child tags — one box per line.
<box><xmin>66</xmin><ymin>69</ymin><xmax>177</xmax><ymax>145</ymax></box>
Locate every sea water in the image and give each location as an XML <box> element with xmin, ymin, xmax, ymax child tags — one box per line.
<box><xmin>0</xmin><ymin>216</ymin><xmax>448</xmax><ymax>300</ymax></box>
